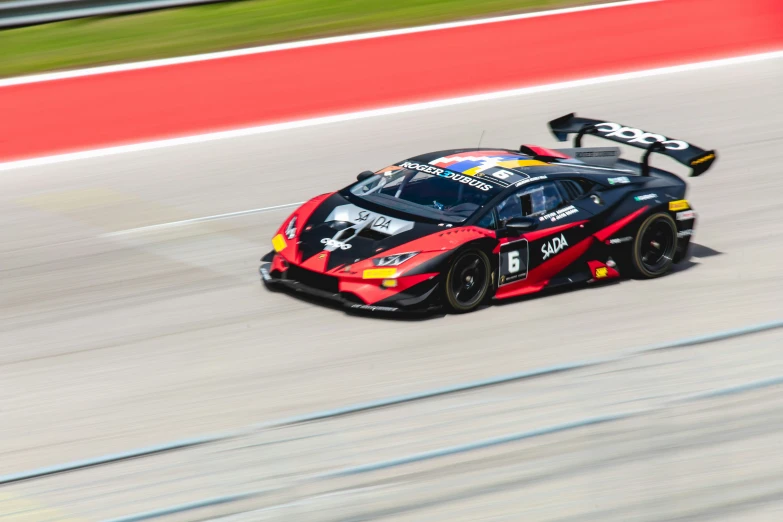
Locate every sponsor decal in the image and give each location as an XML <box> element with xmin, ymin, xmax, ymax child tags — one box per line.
<box><xmin>363</xmin><ymin>268</ymin><xmax>397</xmax><ymax>279</ymax></box>
<box><xmin>498</xmin><ymin>239</ymin><xmax>529</xmax><ymax>286</ymax></box>
<box><xmin>575</xmin><ymin>150</ymin><xmax>619</xmax><ymax>158</ymax></box>
<box><xmin>272</xmin><ymin>234</ymin><xmax>287</xmax><ymax>252</ymax></box>
<box><xmin>259</xmin><ymin>265</ymin><xmax>271</xmax><ymax>281</ymax></box>
<box><xmin>350</xmin><ymin>304</ymin><xmax>399</xmax><ymax>312</ymax></box>
<box><xmin>321</xmin><ymin>205</ymin><xmax>416</xmax><ymax>252</ymax></box>
<box><xmin>691</xmin><ymin>153</ymin><xmax>715</xmax><ymax>166</ymax></box>
<box><xmin>430</xmin><ymin>154</ymin><xmax>547</xmax><ymax>178</ymax></box>
<box><xmin>399</xmin><ymin>161</ymin><xmax>494</xmax><ymax>191</ymax></box>
<box><xmin>358</xmin><ymin>211</ymin><xmax>394</xmax><ymax>231</ymax></box>
<box><xmin>318</xmin><ymin>253</ymin><xmax>327</xmax><ymax>259</ymax></box>
<box><xmin>285</xmin><ymin>216</ymin><xmax>297</xmax><ymax>239</ymax></box>
<box><xmin>327</xmin><ymin>204</ymin><xmax>414</xmax><ymax>234</ymax></box>
<box><xmin>634</xmin><ymin>193</ymin><xmax>658</xmax><ymax>201</ymax></box>
<box><xmin>541</xmin><ymin>234</ymin><xmax>569</xmax><ymax>260</ymax></box>
<box><xmin>669</xmin><ymin>200</ymin><xmax>690</xmax><ymax>211</ymax></box>
<box><xmin>436</xmin><ymin>171</ymin><xmax>495</xmax><ymax>191</ymax></box>
<box><xmin>431</xmin><ymin>154</ymin><xmax>493</xmax><ymax>167</ymax></box>
<box><xmin>676</xmin><ymin>210</ymin><xmax>696</xmax><ymax>221</ymax></box>
<box><xmin>607</xmin><ymin>236</ymin><xmax>633</xmax><ymax>245</ymax></box>
<box><xmin>555</xmin><ymin>147</ymin><xmax>620</xmax><ymax>167</ymax></box>
<box><xmin>608</xmin><ymin>176</ymin><xmax>630</xmax><ymax>185</ymax></box>
<box><xmin>487</xmin><ymin>169</ymin><xmax>514</xmax><ymax>180</ymax></box>
<box><xmin>321</xmin><ymin>237</ymin><xmax>351</xmax><ymax>250</ymax></box>
<box><xmin>514</xmin><ymin>175</ymin><xmax>548</xmax><ymax>187</ymax></box>
<box><xmin>593</xmin><ymin>122</ymin><xmax>690</xmax><ymax>150</ymax></box>
<box><xmin>539</xmin><ymin>205</ymin><xmax>578</xmax><ymax>222</ymax></box>
<box><xmin>595</xmin><ymin>267</ymin><xmax>608</xmax><ymax>278</ymax></box>
<box><xmin>398</xmin><ymin>161</ymin><xmax>445</xmax><ymax>175</ymax></box>
<box><xmin>378</xmin><ymin>165</ymin><xmax>404</xmax><ymax>176</ymax></box>
<box><xmin>678</xmin><ymin>229</ymin><xmax>694</xmax><ymax>238</ymax></box>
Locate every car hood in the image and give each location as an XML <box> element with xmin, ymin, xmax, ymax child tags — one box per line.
<box><xmin>296</xmin><ymin>193</ymin><xmax>443</xmax><ymax>272</ymax></box>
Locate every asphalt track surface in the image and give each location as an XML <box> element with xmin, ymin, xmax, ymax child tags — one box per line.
<box><xmin>2</xmin><ymin>57</ymin><xmax>783</xmax><ymax>520</ymax></box>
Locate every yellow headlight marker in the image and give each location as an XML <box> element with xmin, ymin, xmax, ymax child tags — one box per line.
<box><xmin>363</xmin><ymin>268</ymin><xmax>397</xmax><ymax>279</ymax></box>
<box><xmin>272</xmin><ymin>234</ymin><xmax>287</xmax><ymax>252</ymax></box>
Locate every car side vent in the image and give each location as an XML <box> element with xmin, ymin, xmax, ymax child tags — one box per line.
<box><xmin>327</xmin><ymin>221</ymin><xmax>354</xmax><ymax>231</ymax></box>
<box><xmin>356</xmin><ymin>227</ymin><xmax>389</xmax><ymax>241</ymax></box>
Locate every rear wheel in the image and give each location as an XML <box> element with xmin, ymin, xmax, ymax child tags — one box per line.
<box><xmin>444</xmin><ymin>249</ymin><xmax>491</xmax><ymax>313</ymax></box>
<box><xmin>631</xmin><ymin>213</ymin><xmax>678</xmax><ymax>278</ymax></box>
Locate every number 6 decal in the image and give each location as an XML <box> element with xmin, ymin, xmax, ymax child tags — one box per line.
<box><xmin>498</xmin><ymin>239</ymin><xmax>529</xmax><ymax>286</ymax></box>
<box><xmin>491</xmin><ymin>169</ymin><xmax>513</xmax><ymax>180</ymax></box>
<box><xmin>508</xmin><ymin>251</ymin><xmax>520</xmax><ymax>273</ymax></box>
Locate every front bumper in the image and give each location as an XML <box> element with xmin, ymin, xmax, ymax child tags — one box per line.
<box><xmin>259</xmin><ymin>255</ymin><xmax>440</xmax><ymax>313</ymax></box>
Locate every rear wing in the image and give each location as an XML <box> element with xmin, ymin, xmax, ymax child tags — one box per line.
<box><xmin>548</xmin><ymin>113</ymin><xmax>717</xmax><ymax>177</ymax></box>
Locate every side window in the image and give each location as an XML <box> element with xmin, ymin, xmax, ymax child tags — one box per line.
<box><xmin>496</xmin><ymin>192</ymin><xmax>524</xmax><ymax>223</ymax></box>
<box><xmin>476</xmin><ymin>209</ymin><xmax>497</xmax><ymax>230</ymax></box>
<box><xmin>495</xmin><ymin>182</ymin><xmax>565</xmax><ymax>225</ymax></box>
<box><xmin>558</xmin><ymin>179</ymin><xmax>592</xmax><ymax>201</ymax></box>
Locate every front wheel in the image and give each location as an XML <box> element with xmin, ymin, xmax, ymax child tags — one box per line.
<box><xmin>444</xmin><ymin>249</ymin><xmax>491</xmax><ymax>313</ymax></box>
<box><xmin>631</xmin><ymin>212</ymin><xmax>678</xmax><ymax>278</ymax></box>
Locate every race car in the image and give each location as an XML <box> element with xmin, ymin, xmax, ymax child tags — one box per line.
<box><xmin>260</xmin><ymin>113</ymin><xmax>716</xmax><ymax>313</ymax></box>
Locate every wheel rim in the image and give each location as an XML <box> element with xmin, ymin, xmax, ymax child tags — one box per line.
<box><xmin>449</xmin><ymin>253</ymin><xmax>487</xmax><ymax>308</ymax></box>
<box><xmin>639</xmin><ymin>218</ymin><xmax>676</xmax><ymax>273</ymax></box>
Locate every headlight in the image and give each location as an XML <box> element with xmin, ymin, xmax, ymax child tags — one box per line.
<box><xmin>372</xmin><ymin>252</ymin><xmax>419</xmax><ymax>266</ymax></box>
<box><xmin>284</xmin><ymin>216</ymin><xmax>297</xmax><ymax>239</ymax></box>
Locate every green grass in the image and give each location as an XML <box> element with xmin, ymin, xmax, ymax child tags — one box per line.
<box><xmin>0</xmin><ymin>0</ymin><xmax>608</xmax><ymax>78</ymax></box>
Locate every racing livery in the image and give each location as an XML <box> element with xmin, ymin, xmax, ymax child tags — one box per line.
<box><xmin>260</xmin><ymin>113</ymin><xmax>717</xmax><ymax>313</ymax></box>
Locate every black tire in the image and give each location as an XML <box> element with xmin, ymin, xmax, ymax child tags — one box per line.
<box><xmin>444</xmin><ymin>249</ymin><xmax>491</xmax><ymax>313</ymax></box>
<box><xmin>631</xmin><ymin>212</ymin><xmax>678</xmax><ymax>278</ymax></box>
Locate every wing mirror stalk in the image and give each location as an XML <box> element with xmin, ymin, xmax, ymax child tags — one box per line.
<box><xmin>503</xmin><ymin>216</ymin><xmax>539</xmax><ymax>236</ymax></box>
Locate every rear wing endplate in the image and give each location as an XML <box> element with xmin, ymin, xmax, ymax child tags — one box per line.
<box><xmin>548</xmin><ymin>113</ymin><xmax>717</xmax><ymax>177</ymax></box>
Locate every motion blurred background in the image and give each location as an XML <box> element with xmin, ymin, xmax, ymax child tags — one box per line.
<box><xmin>1</xmin><ymin>0</ymin><xmax>782</xmax><ymax>520</ymax></box>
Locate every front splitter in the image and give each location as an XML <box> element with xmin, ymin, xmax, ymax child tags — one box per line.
<box><xmin>260</xmin><ymin>262</ymin><xmax>439</xmax><ymax>314</ymax></box>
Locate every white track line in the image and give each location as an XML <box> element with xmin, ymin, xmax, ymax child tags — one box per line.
<box><xmin>100</xmin><ymin>202</ymin><xmax>303</xmax><ymax>237</ymax></box>
<box><xmin>0</xmin><ymin>0</ymin><xmax>658</xmax><ymax>87</ymax></box>
<box><xmin>2</xmin><ymin>49</ymin><xmax>782</xmax><ymax>176</ymax></box>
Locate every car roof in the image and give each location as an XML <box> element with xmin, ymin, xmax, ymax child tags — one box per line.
<box><xmin>403</xmin><ymin>147</ymin><xmax>626</xmax><ymax>184</ymax></box>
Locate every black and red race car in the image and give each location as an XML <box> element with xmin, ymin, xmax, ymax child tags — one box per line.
<box><xmin>260</xmin><ymin>113</ymin><xmax>716</xmax><ymax>313</ymax></box>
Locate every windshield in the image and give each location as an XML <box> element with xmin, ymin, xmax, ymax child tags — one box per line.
<box><xmin>348</xmin><ymin>164</ymin><xmax>500</xmax><ymax>221</ymax></box>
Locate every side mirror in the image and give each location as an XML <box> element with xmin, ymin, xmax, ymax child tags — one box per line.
<box><xmin>505</xmin><ymin>216</ymin><xmax>539</xmax><ymax>235</ymax></box>
<box><xmin>357</xmin><ymin>170</ymin><xmax>375</xmax><ymax>181</ymax></box>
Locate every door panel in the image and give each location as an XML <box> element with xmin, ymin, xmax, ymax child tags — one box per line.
<box><xmin>493</xmin><ymin>180</ymin><xmax>598</xmax><ymax>299</ymax></box>
<box><xmin>498</xmin><ymin>239</ymin><xmax>529</xmax><ymax>287</ymax></box>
